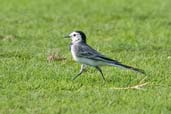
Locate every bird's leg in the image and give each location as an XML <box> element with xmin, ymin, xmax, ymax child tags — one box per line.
<box><xmin>72</xmin><ymin>64</ymin><xmax>86</xmax><ymax>80</ymax></box>
<box><xmin>95</xmin><ymin>66</ymin><xmax>106</xmax><ymax>81</ymax></box>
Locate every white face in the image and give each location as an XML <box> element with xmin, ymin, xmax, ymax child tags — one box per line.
<box><xmin>69</xmin><ymin>32</ymin><xmax>82</xmax><ymax>43</ymax></box>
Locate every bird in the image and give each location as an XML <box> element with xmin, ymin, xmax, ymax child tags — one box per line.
<box><xmin>64</xmin><ymin>31</ymin><xmax>145</xmax><ymax>80</ymax></box>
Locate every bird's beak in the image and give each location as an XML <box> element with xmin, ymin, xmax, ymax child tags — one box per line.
<box><xmin>64</xmin><ymin>35</ymin><xmax>70</xmax><ymax>38</ymax></box>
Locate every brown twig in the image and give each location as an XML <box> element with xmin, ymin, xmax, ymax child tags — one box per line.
<box><xmin>111</xmin><ymin>77</ymin><xmax>149</xmax><ymax>90</ymax></box>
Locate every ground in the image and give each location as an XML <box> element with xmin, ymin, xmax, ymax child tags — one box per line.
<box><xmin>0</xmin><ymin>0</ymin><xmax>171</xmax><ymax>114</ymax></box>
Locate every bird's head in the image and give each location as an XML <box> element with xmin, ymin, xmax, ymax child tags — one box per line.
<box><xmin>64</xmin><ymin>31</ymin><xmax>87</xmax><ymax>43</ymax></box>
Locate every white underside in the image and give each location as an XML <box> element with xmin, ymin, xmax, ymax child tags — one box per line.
<box><xmin>76</xmin><ymin>57</ymin><xmax>108</xmax><ymax>66</ymax></box>
<box><xmin>71</xmin><ymin>49</ymin><xmax>108</xmax><ymax>66</ymax></box>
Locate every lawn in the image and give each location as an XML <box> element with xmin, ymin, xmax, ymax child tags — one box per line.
<box><xmin>0</xmin><ymin>0</ymin><xmax>171</xmax><ymax>114</ymax></box>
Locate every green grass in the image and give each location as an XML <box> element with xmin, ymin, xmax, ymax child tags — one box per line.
<box><xmin>0</xmin><ymin>0</ymin><xmax>171</xmax><ymax>114</ymax></box>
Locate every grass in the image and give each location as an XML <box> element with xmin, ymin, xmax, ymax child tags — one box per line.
<box><xmin>0</xmin><ymin>0</ymin><xmax>171</xmax><ymax>113</ymax></box>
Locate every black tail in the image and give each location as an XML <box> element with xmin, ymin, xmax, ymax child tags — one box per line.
<box><xmin>109</xmin><ymin>61</ymin><xmax>145</xmax><ymax>74</ymax></box>
<box><xmin>98</xmin><ymin>56</ymin><xmax>145</xmax><ymax>74</ymax></box>
<box><xmin>114</xmin><ymin>62</ymin><xmax>145</xmax><ymax>74</ymax></box>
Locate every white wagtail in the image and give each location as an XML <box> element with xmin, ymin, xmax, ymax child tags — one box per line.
<box><xmin>64</xmin><ymin>31</ymin><xmax>145</xmax><ymax>80</ymax></box>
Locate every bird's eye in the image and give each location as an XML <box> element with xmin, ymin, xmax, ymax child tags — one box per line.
<box><xmin>73</xmin><ymin>34</ymin><xmax>76</xmax><ymax>36</ymax></box>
